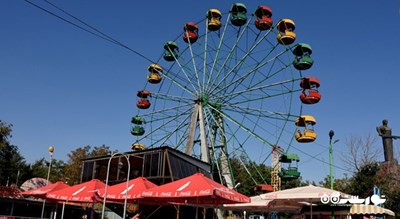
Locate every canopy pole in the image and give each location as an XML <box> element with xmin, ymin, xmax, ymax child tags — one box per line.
<box><xmin>61</xmin><ymin>202</ymin><xmax>66</xmax><ymax>219</ymax></box>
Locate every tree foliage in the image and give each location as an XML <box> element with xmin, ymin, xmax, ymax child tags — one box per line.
<box><xmin>0</xmin><ymin>120</ymin><xmax>31</xmax><ymax>186</ymax></box>
<box><xmin>230</xmin><ymin>156</ymin><xmax>272</xmax><ymax>196</ymax></box>
<box><xmin>0</xmin><ymin>120</ymin><xmax>13</xmax><ymax>149</ymax></box>
<box><xmin>63</xmin><ymin>145</ymin><xmax>114</xmax><ymax>185</ymax></box>
<box><xmin>339</xmin><ymin>133</ymin><xmax>400</xmax><ymax>219</ymax></box>
<box><xmin>28</xmin><ymin>158</ymin><xmax>67</xmax><ymax>183</ymax></box>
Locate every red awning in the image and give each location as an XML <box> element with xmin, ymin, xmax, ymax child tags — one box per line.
<box><xmin>141</xmin><ymin>173</ymin><xmax>250</xmax><ymax>207</ymax></box>
<box><xmin>97</xmin><ymin>177</ymin><xmax>157</xmax><ymax>200</ymax></box>
<box><xmin>20</xmin><ymin>181</ymin><xmax>70</xmax><ymax>199</ymax></box>
<box><xmin>46</xmin><ymin>179</ymin><xmax>105</xmax><ymax>203</ymax></box>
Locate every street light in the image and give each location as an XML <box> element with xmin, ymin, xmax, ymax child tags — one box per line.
<box><xmin>41</xmin><ymin>146</ymin><xmax>54</xmax><ymax>219</ymax></box>
<box><xmin>328</xmin><ymin>130</ymin><xmax>339</xmax><ymax>190</ymax></box>
<box><xmin>101</xmin><ymin>153</ymin><xmax>131</xmax><ymax>219</ymax></box>
<box><xmin>329</xmin><ymin>131</ymin><xmax>339</xmax><ymax>219</ymax></box>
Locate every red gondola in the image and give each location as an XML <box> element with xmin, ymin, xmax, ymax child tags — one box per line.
<box><xmin>183</xmin><ymin>22</ymin><xmax>199</xmax><ymax>44</ymax></box>
<box><xmin>137</xmin><ymin>90</ymin><xmax>152</xmax><ymax>98</ymax></box>
<box><xmin>299</xmin><ymin>77</ymin><xmax>321</xmax><ymax>104</ymax></box>
<box><xmin>254</xmin><ymin>6</ymin><xmax>273</xmax><ymax>31</ymax></box>
<box><xmin>137</xmin><ymin>99</ymin><xmax>150</xmax><ymax>109</ymax></box>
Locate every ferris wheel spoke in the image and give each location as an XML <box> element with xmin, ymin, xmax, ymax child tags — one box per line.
<box><xmin>207</xmin><ymin>29</ymin><xmax>275</xmax><ymax>94</ymax></box>
<box><xmin>212</xmin><ymin>48</ymin><xmax>292</xmax><ymax>98</ymax></box>
<box><xmin>169</xmin><ymin>59</ymin><xmax>200</xmax><ymax>94</ymax></box>
<box><xmin>182</xmin><ymin>39</ymin><xmax>203</xmax><ymax>93</ymax></box>
<box><xmin>203</xmin><ymin>15</ymin><xmax>230</xmax><ymax>94</ymax></box>
<box><xmin>151</xmin><ymin>93</ymin><xmax>194</xmax><ymax>103</ymax></box>
<box><xmin>204</xmin><ymin>20</ymin><xmax>265</xmax><ymax>92</ymax></box>
<box><xmin>137</xmin><ymin>107</ymin><xmax>192</xmax><ymax>147</ymax></box>
<box><xmin>208</xmin><ymin>104</ymin><xmax>276</xmax><ymax>148</ymax></box>
<box><xmin>217</xmin><ymin>78</ymin><xmax>301</xmax><ymax>104</ymax></box>
<box><xmin>223</xmin><ymin>103</ymin><xmax>298</xmax><ymax>122</ymax></box>
<box><xmin>159</xmin><ymin>65</ymin><xmax>198</xmax><ymax>96</ymax></box>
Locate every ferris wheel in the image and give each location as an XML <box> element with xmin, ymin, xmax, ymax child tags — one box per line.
<box><xmin>131</xmin><ymin>3</ymin><xmax>321</xmax><ymax>190</ymax></box>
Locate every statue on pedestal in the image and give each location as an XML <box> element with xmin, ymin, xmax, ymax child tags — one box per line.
<box><xmin>376</xmin><ymin>119</ymin><xmax>399</xmax><ymax>163</ymax></box>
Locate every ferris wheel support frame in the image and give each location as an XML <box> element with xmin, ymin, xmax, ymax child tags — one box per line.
<box><xmin>184</xmin><ymin>102</ymin><xmax>210</xmax><ymax>163</ymax></box>
<box><xmin>184</xmin><ymin>101</ymin><xmax>235</xmax><ymax>189</ymax></box>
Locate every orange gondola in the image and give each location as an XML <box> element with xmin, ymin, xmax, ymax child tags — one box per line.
<box><xmin>137</xmin><ymin>90</ymin><xmax>151</xmax><ymax>98</ymax></box>
<box><xmin>300</xmin><ymin>77</ymin><xmax>321</xmax><ymax>104</ymax></box>
<box><xmin>136</xmin><ymin>99</ymin><xmax>150</xmax><ymax>109</ymax></box>
<box><xmin>254</xmin><ymin>5</ymin><xmax>273</xmax><ymax>31</ymax></box>
<box><xmin>183</xmin><ymin>22</ymin><xmax>199</xmax><ymax>44</ymax></box>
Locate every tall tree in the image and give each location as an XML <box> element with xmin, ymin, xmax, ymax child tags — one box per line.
<box><xmin>0</xmin><ymin>120</ymin><xmax>29</xmax><ymax>186</ymax></box>
<box><xmin>319</xmin><ymin>174</ymin><xmax>351</xmax><ymax>192</ymax></box>
<box><xmin>0</xmin><ymin>120</ymin><xmax>13</xmax><ymax>148</ymax></box>
<box><xmin>230</xmin><ymin>156</ymin><xmax>272</xmax><ymax>196</ymax></box>
<box><xmin>29</xmin><ymin>158</ymin><xmax>67</xmax><ymax>183</ymax></box>
<box><xmin>347</xmin><ymin>162</ymin><xmax>379</xmax><ymax>198</ymax></box>
<box><xmin>63</xmin><ymin>145</ymin><xmax>113</xmax><ymax>185</ymax></box>
<box><xmin>341</xmin><ymin>133</ymin><xmax>381</xmax><ymax>172</ymax></box>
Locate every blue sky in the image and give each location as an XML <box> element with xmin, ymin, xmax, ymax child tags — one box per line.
<box><xmin>1</xmin><ymin>0</ymin><xmax>400</xmax><ymax>183</ymax></box>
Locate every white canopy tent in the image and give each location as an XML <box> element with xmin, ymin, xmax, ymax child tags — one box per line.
<box><xmin>223</xmin><ymin>195</ymin><xmax>304</xmax><ymax>213</ymax></box>
<box><xmin>224</xmin><ymin>185</ymin><xmax>352</xmax><ymax>218</ymax></box>
<box><xmin>261</xmin><ymin>185</ymin><xmax>350</xmax><ymax>202</ymax></box>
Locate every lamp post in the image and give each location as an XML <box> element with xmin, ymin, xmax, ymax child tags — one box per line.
<box><xmin>41</xmin><ymin>146</ymin><xmax>54</xmax><ymax>219</ymax></box>
<box><xmin>328</xmin><ymin>130</ymin><xmax>339</xmax><ymax>190</ymax></box>
<box><xmin>101</xmin><ymin>153</ymin><xmax>130</xmax><ymax>219</ymax></box>
<box><xmin>329</xmin><ymin>131</ymin><xmax>339</xmax><ymax>219</ymax></box>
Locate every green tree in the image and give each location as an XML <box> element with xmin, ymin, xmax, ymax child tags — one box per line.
<box><xmin>63</xmin><ymin>145</ymin><xmax>113</xmax><ymax>185</ymax></box>
<box><xmin>0</xmin><ymin>120</ymin><xmax>30</xmax><ymax>186</ymax></box>
<box><xmin>281</xmin><ymin>177</ymin><xmax>301</xmax><ymax>190</ymax></box>
<box><xmin>346</xmin><ymin>162</ymin><xmax>379</xmax><ymax>199</ymax></box>
<box><xmin>29</xmin><ymin>158</ymin><xmax>67</xmax><ymax>183</ymax></box>
<box><xmin>233</xmin><ymin>158</ymin><xmax>272</xmax><ymax>196</ymax></box>
<box><xmin>319</xmin><ymin>174</ymin><xmax>351</xmax><ymax>192</ymax></box>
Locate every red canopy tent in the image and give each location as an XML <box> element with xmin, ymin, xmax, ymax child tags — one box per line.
<box><xmin>20</xmin><ymin>181</ymin><xmax>70</xmax><ymax>199</ymax></box>
<box><xmin>46</xmin><ymin>179</ymin><xmax>105</xmax><ymax>203</ymax></box>
<box><xmin>141</xmin><ymin>173</ymin><xmax>250</xmax><ymax>206</ymax></box>
<box><xmin>97</xmin><ymin>177</ymin><xmax>157</xmax><ymax>201</ymax></box>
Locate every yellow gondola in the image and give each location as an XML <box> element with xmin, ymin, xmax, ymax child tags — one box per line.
<box><xmin>131</xmin><ymin>143</ymin><xmax>146</xmax><ymax>151</ymax></box>
<box><xmin>295</xmin><ymin>115</ymin><xmax>317</xmax><ymax>143</ymax></box>
<box><xmin>206</xmin><ymin>9</ymin><xmax>222</xmax><ymax>31</ymax></box>
<box><xmin>147</xmin><ymin>64</ymin><xmax>163</xmax><ymax>84</ymax></box>
<box><xmin>276</xmin><ymin>19</ymin><xmax>296</xmax><ymax>45</ymax></box>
